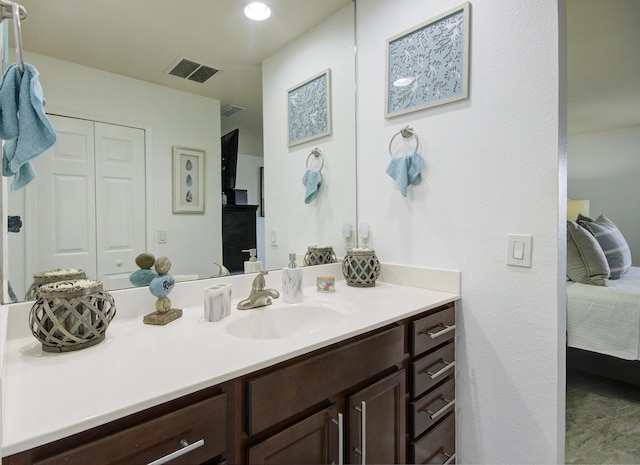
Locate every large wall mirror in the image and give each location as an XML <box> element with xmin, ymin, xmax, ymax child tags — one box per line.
<box><xmin>1</xmin><ymin>0</ymin><xmax>357</xmax><ymax>303</ymax></box>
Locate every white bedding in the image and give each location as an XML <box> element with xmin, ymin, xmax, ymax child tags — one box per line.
<box><xmin>567</xmin><ymin>266</ymin><xmax>640</xmax><ymax>361</ymax></box>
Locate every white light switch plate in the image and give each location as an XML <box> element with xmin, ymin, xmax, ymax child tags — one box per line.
<box><xmin>506</xmin><ymin>234</ymin><xmax>532</xmax><ymax>267</ymax></box>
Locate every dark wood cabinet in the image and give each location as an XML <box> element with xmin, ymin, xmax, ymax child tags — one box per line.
<box><xmin>222</xmin><ymin>205</ymin><xmax>258</xmax><ymax>273</ymax></box>
<box><xmin>348</xmin><ymin>371</ymin><xmax>406</xmax><ymax>465</ymax></box>
<box><xmin>5</xmin><ymin>303</ymin><xmax>456</xmax><ymax>465</ymax></box>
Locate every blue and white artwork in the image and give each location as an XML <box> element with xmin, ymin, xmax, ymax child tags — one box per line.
<box><xmin>386</xmin><ymin>3</ymin><xmax>469</xmax><ymax>118</ymax></box>
<box><xmin>288</xmin><ymin>69</ymin><xmax>331</xmax><ymax>147</ymax></box>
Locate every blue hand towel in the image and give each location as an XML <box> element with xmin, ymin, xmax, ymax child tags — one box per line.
<box><xmin>0</xmin><ymin>63</ymin><xmax>57</xmax><ymax>191</ymax></box>
<box><xmin>385</xmin><ymin>151</ymin><xmax>425</xmax><ymax>197</ymax></box>
<box><xmin>302</xmin><ymin>169</ymin><xmax>322</xmax><ymax>204</ymax></box>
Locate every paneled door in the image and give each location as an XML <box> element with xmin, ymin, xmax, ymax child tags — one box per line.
<box><xmin>26</xmin><ymin>115</ymin><xmax>146</xmax><ymax>290</ymax></box>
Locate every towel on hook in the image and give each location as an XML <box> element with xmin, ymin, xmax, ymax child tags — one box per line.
<box><xmin>302</xmin><ymin>169</ymin><xmax>322</xmax><ymax>204</ymax></box>
<box><xmin>0</xmin><ymin>63</ymin><xmax>57</xmax><ymax>191</ymax></box>
<box><xmin>385</xmin><ymin>150</ymin><xmax>424</xmax><ymax>197</ymax></box>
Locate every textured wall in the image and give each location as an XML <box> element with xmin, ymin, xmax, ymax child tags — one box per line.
<box><xmin>356</xmin><ymin>0</ymin><xmax>565</xmax><ymax>462</ymax></box>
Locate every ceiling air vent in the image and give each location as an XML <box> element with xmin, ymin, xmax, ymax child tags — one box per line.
<box><xmin>166</xmin><ymin>58</ymin><xmax>220</xmax><ymax>83</ymax></box>
<box><xmin>221</xmin><ymin>104</ymin><xmax>246</xmax><ymax>118</ymax></box>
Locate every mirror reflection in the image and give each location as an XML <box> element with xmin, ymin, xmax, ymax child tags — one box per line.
<box><xmin>2</xmin><ymin>0</ymin><xmax>356</xmax><ymax>303</ymax></box>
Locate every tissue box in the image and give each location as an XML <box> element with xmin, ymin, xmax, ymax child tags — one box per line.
<box><xmin>204</xmin><ymin>283</ymin><xmax>232</xmax><ymax>322</ymax></box>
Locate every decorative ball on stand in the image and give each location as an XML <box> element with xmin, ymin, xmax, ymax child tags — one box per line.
<box><xmin>143</xmin><ymin>256</ymin><xmax>183</xmax><ymax>325</ymax></box>
<box><xmin>129</xmin><ymin>252</ymin><xmax>159</xmax><ymax>287</ymax></box>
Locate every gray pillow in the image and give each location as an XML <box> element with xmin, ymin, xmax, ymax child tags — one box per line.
<box><xmin>567</xmin><ymin>220</ymin><xmax>610</xmax><ymax>285</ymax></box>
<box><xmin>577</xmin><ymin>214</ymin><xmax>632</xmax><ymax>279</ymax></box>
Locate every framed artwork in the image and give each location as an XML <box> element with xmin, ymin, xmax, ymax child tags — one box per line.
<box><xmin>287</xmin><ymin>69</ymin><xmax>332</xmax><ymax>147</ymax></box>
<box><xmin>385</xmin><ymin>2</ymin><xmax>470</xmax><ymax>118</ymax></box>
<box><xmin>172</xmin><ymin>147</ymin><xmax>205</xmax><ymax>213</ymax></box>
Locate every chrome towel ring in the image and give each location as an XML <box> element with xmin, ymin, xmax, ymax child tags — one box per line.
<box><xmin>306</xmin><ymin>148</ymin><xmax>324</xmax><ymax>171</ymax></box>
<box><xmin>389</xmin><ymin>125</ymin><xmax>420</xmax><ymax>157</ymax></box>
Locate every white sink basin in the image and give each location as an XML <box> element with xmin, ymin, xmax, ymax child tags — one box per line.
<box><xmin>225</xmin><ymin>300</ymin><xmax>345</xmax><ymax>339</ymax></box>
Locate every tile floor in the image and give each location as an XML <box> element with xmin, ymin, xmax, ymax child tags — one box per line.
<box><xmin>566</xmin><ymin>370</ymin><xmax>640</xmax><ymax>464</ymax></box>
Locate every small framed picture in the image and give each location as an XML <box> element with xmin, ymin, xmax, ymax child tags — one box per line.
<box><xmin>385</xmin><ymin>3</ymin><xmax>470</xmax><ymax>118</ymax></box>
<box><xmin>172</xmin><ymin>147</ymin><xmax>205</xmax><ymax>213</ymax></box>
<box><xmin>287</xmin><ymin>69</ymin><xmax>332</xmax><ymax>147</ymax></box>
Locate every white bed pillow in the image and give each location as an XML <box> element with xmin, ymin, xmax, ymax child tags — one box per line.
<box><xmin>577</xmin><ymin>214</ymin><xmax>632</xmax><ymax>279</ymax></box>
<box><xmin>567</xmin><ymin>220</ymin><xmax>610</xmax><ymax>285</ymax></box>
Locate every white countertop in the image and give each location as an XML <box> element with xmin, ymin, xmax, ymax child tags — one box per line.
<box><xmin>1</xmin><ymin>265</ymin><xmax>459</xmax><ymax>457</ymax></box>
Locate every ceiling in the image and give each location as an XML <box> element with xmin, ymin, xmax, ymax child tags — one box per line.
<box><xmin>566</xmin><ymin>0</ymin><xmax>640</xmax><ymax>136</ymax></box>
<box><xmin>13</xmin><ymin>0</ymin><xmax>352</xmax><ymax>155</ymax></box>
<box><xmin>11</xmin><ymin>1</ymin><xmax>639</xmax><ymax>140</ymax></box>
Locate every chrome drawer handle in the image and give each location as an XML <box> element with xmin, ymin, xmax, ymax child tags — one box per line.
<box><xmin>426</xmin><ymin>398</ymin><xmax>456</xmax><ymax>420</ymax></box>
<box><xmin>354</xmin><ymin>401</ymin><xmax>367</xmax><ymax>465</ymax></box>
<box><xmin>443</xmin><ymin>451</ymin><xmax>456</xmax><ymax>465</ymax></box>
<box><xmin>147</xmin><ymin>438</ymin><xmax>205</xmax><ymax>465</ymax></box>
<box><xmin>426</xmin><ymin>324</ymin><xmax>456</xmax><ymax>339</ymax></box>
<box><xmin>331</xmin><ymin>413</ymin><xmax>344</xmax><ymax>465</ymax></box>
<box><xmin>426</xmin><ymin>360</ymin><xmax>455</xmax><ymax>380</ymax></box>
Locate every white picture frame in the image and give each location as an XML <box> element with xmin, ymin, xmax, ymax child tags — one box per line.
<box><xmin>287</xmin><ymin>69</ymin><xmax>332</xmax><ymax>147</ymax></box>
<box><xmin>172</xmin><ymin>147</ymin><xmax>205</xmax><ymax>213</ymax></box>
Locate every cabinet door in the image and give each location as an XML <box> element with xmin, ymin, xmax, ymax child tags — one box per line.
<box><xmin>348</xmin><ymin>371</ymin><xmax>406</xmax><ymax>465</ymax></box>
<box><xmin>248</xmin><ymin>405</ymin><xmax>339</xmax><ymax>465</ymax></box>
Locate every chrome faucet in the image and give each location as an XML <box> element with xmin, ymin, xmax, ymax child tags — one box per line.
<box><xmin>237</xmin><ymin>271</ymin><xmax>280</xmax><ymax>310</ymax></box>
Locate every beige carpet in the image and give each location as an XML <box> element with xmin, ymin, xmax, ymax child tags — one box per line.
<box><xmin>566</xmin><ymin>370</ymin><xmax>640</xmax><ymax>464</ymax></box>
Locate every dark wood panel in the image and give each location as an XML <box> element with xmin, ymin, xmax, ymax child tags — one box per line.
<box><xmin>411</xmin><ymin>378</ymin><xmax>455</xmax><ymax>438</ymax></box>
<box><xmin>411</xmin><ymin>342</ymin><xmax>455</xmax><ymax>399</ymax></box>
<box><xmin>411</xmin><ymin>303</ymin><xmax>455</xmax><ymax>357</ymax></box>
<box><xmin>222</xmin><ymin>205</ymin><xmax>258</xmax><ymax>273</ymax></box>
<box><xmin>247</xmin><ymin>406</ymin><xmax>338</xmax><ymax>465</ymax></box>
<box><xmin>247</xmin><ymin>326</ymin><xmax>404</xmax><ymax>436</ymax></box>
<box><xmin>348</xmin><ymin>371</ymin><xmax>406</xmax><ymax>465</ymax></box>
<box><xmin>32</xmin><ymin>393</ymin><xmax>227</xmax><ymax>465</ymax></box>
<box><xmin>410</xmin><ymin>413</ymin><xmax>455</xmax><ymax>464</ymax></box>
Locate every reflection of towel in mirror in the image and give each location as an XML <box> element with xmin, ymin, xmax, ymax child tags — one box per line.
<box><xmin>385</xmin><ymin>151</ymin><xmax>425</xmax><ymax>197</ymax></box>
<box><xmin>0</xmin><ymin>63</ymin><xmax>57</xmax><ymax>191</ymax></box>
<box><xmin>302</xmin><ymin>169</ymin><xmax>322</xmax><ymax>204</ymax></box>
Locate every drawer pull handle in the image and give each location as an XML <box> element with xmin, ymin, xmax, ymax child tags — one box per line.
<box><xmin>426</xmin><ymin>398</ymin><xmax>456</xmax><ymax>420</ymax></box>
<box><xmin>426</xmin><ymin>360</ymin><xmax>455</xmax><ymax>379</ymax></box>
<box><xmin>443</xmin><ymin>451</ymin><xmax>456</xmax><ymax>465</ymax></box>
<box><xmin>146</xmin><ymin>438</ymin><xmax>205</xmax><ymax>465</ymax></box>
<box><xmin>426</xmin><ymin>324</ymin><xmax>456</xmax><ymax>339</ymax></box>
<box><xmin>354</xmin><ymin>401</ymin><xmax>367</xmax><ymax>464</ymax></box>
<box><xmin>331</xmin><ymin>413</ymin><xmax>344</xmax><ymax>465</ymax></box>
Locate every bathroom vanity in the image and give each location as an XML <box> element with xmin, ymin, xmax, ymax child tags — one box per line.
<box><xmin>1</xmin><ymin>266</ymin><xmax>459</xmax><ymax>464</ymax></box>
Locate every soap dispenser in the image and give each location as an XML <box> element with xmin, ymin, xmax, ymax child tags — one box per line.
<box><xmin>282</xmin><ymin>253</ymin><xmax>303</xmax><ymax>303</ymax></box>
<box><xmin>243</xmin><ymin>248</ymin><xmax>263</xmax><ymax>273</ymax></box>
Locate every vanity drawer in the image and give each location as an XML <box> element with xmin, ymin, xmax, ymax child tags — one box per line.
<box><xmin>32</xmin><ymin>393</ymin><xmax>228</xmax><ymax>465</ymax></box>
<box><xmin>410</xmin><ymin>378</ymin><xmax>455</xmax><ymax>438</ymax></box>
<box><xmin>247</xmin><ymin>326</ymin><xmax>404</xmax><ymax>435</ymax></box>
<box><xmin>411</xmin><ymin>304</ymin><xmax>455</xmax><ymax>357</ymax></box>
<box><xmin>410</xmin><ymin>412</ymin><xmax>456</xmax><ymax>464</ymax></box>
<box><xmin>411</xmin><ymin>342</ymin><xmax>455</xmax><ymax>398</ymax></box>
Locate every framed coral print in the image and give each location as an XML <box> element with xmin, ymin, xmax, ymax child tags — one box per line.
<box><xmin>385</xmin><ymin>3</ymin><xmax>470</xmax><ymax>118</ymax></box>
<box><xmin>173</xmin><ymin>147</ymin><xmax>205</xmax><ymax>213</ymax></box>
<box><xmin>287</xmin><ymin>69</ymin><xmax>332</xmax><ymax>147</ymax></box>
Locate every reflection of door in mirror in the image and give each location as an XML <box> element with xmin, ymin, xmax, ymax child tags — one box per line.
<box><xmin>9</xmin><ymin>115</ymin><xmax>146</xmax><ymax>299</ymax></box>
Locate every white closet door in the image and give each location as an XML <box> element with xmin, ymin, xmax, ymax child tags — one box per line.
<box><xmin>94</xmin><ymin>122</ymin><xmax>146</xmax><ymax>290</ymax></box>
<box><xmin>26</xmin><ymin>115</ymin><xmax>98</xmax><ymax>280</ymax></box>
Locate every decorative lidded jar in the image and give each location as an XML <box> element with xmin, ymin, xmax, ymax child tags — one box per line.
<box><xmin>303</xmin><ymin>245</ymin><xmax>337</xmax><ymax>266</ymax></box>
<box><xmin>24</xmin><ymin>268</ymin><xmax>87</xmax><ymax>301</ymax></box>
<box><xmin>29</xmin><ymin>279</ymin><xmax>116</xmax><ymax>352</ymax></box>
<box><xmin>341</xmin><ymin>248</ymin><xmax>381</xmax><ymax>287</ymax></box>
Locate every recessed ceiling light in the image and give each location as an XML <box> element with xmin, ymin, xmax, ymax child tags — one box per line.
<box><xmin>243</xmin><ymin>1</ymin><xmax>271</xmax><ymax>21</ymax></box>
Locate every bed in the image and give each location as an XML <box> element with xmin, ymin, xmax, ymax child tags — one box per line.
<box><xmin>567</xmin><ymin>266</ymin><xmax>640</xmax><ymax>385</ymax></box>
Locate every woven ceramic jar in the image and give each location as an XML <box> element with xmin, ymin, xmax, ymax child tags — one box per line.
<box><xmin>29</xmin><ymin>279</ymin><xmax>116</xmax><ymax>353</ymax></box>
<box><xmin>342</xmin><ymin>249</ymin><xmax>381</xmax><ymax>287</ymax></box>
<box><xmin>304</xmin><ymin>246</ymin><xmax>337</xmax><ymax>266</ymax></box>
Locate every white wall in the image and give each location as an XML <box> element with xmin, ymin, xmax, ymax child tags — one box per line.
<box><xmin>262</xmin><ymin>4</ymin><xmax>357</xmax><ymax>270</ymax></box>
<box><xmin>356</xmin><ymin>0</ymin><xmax>565</xmax><ymax>463</ymax></box>
<box><xmin>568</xmin><ymin>126</ymin><xmax>640</xmax><ymax>264</ymax></box>
<box><xmin>6</xmin><ymin>51</ymin><xmax>222</xmax><ymax>294</ymax></box>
